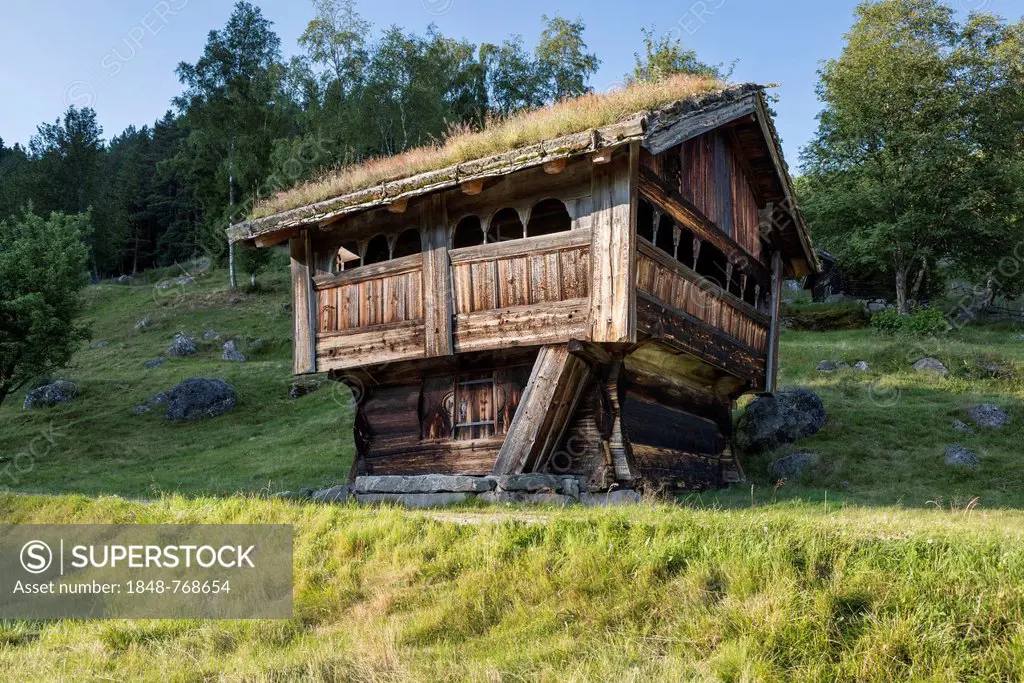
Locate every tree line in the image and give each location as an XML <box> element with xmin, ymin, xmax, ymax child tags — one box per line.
<box><xmin>0</xmin><ymin>0</ymin><xmax>721</xmax><ymax>284</ymax></box>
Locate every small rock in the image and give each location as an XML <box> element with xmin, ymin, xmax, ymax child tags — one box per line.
<box><xmin>945</xmin><ymin>445</ymin><xmax>980</xmax><ymax>468</ymax></box>
<box><xmin>248</xmin><ymin>338</ymin><xmax>265</xmax><ymax>353</ymax></box>
<box><xmin>144</xmin><ymin>359</ymin><xmax>165</xmax><ymax>369</ymax></box>
<box><xmin>867</xmin><ymin>301</ymin><xmax>887</xmax><ymax>314</ymax></box>
<box><xmin>312</xmin><ymin>485</ymin><xmax>351</xmax><ymax>503</ymax></box>
<box><xmin>202</xmin><ymin>329</ymin><xmax>222</xmax><ymax>342</ymax></box>
<box><xmin>854</xmin><ymin>361</ymin><xmax>869</xmax><ymax>371</ymax></box>
<box><xmin>817</xmin><ymin>360</ymin><xmax>839</xmax><ymax>373</ymax></box>
<box><xmin>912</xmin><ymin>358</ymin><xmax>948</xmax><ymax>376</ymax></box>
<box><xmin>1016</xmin><ymin>335</ymin><xmax>1024</xmax><ymax>342</ymax></box>
<box><xmin>289</xmin><ymin>378</ymin><xmax>323</xmax><ymax>400</ymax></box>
<box><xmin>228</xmin><ymin>294</ymin><xmax>245</xmax><ymax>305</ymax></box>
<box><xmin>147</xmin><ymin>392</ymin><xmax>168</xmax><ymax>406</ymax></box>
<box><xmin>165</xmin><ymin>378</ymin><xmax>236</xmax><ymax>423</ymax></box>
<box><xmin>840</xmin><ymin>481</ymin><xmax>852</xmax><ymax>491</ymax></box>
<box><xmin>22</xmin><ymin>381</ymin><xmax>78</xmax><ymax>411</ymax></box>
<box><xmin>134</xmin><ymin>316</ymin><xmax>153</xmax><ymax>331</ymax></box>
<box><xmin>175</xmin><ymin>275</ymin><xmax>195</xmax><ymax>287</ymax></box>
<box><xmin>131</xmin><ymin>405</ymin><xmax>150</xmax><ymax>416</ymax></box>
<box><xmin>89</xmin><ymin>341</ymin><xmax>109</xmax><ymax>350</ymax></box>
<box><xmin>282</xmin><ymin>302</ymin><xmax>292</xmax><ymax>313</ymax></box>
<box><xmin>165</xmin><ymin>333</ymin><xmax>197</xmax><ymax>357</ymax></box>
<box><xmin>767</xmin><ymin>452</ymin><xmax>817</xmax><ymax>481</ymax></box>
<box><xmin>968</xmin><ymin>404</ymin><xmax>1010</xmax><ymax>429</ymax></box>
<box><xmin>579</xmin><ymin>490</ymin><xmax>643</xmax><ymax>507</ymax></box>
<box><xmin>222</xmin><ymin>340</ymin><xmax>247</xmax><ymax>363</ymax></box>
<box><xmin>951</xmin><ymin>419</ymin><xmax>973</xmax><ymax>435</ymax></box>
<box><xmin>116</xmin><ymin>274</ymin><xmax>131</xmax><ymax>284</ymax></box>
<box><xmin>735</xmin><ymin>388</ymin><xmax>827</xmax><ymax>454</ymax></box>
<box><xmin>975</xmin><ymin>361</ymin><xmax>1011</xmax><ymax>379</ymax></box>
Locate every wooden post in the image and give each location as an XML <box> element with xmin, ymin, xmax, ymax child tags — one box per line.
<box><xmin>421</xmin><ymin>195</ymin><xmax>453</xmax><ymax>357</ymax></box>
<box><xmin>290</xmin><ymin>229</ymin><xmax>317</xmax><ymax>375</ymax></box>
<box><xmin>589</xmin><ymin>143</ymin><xmax>638</xmax><ymax>343</ymax></box>
<box><xmin>765</xmin><ymin>250</ymin><xmax>783</xmax><ymax>392</ymax></box>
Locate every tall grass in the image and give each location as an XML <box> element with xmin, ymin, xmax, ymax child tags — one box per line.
<box><xmin>1</xmin><ymin>493</ymin><xmax>1023</xmax><ymax>681</ymax></box>
<box><xmin>253</xmin><ymin>75</ymin><xmax>724</xmax><ymax>219</ymax></box>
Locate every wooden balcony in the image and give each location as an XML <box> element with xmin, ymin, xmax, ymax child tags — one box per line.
<box><xmin>636</xmin><ymin>238</ymin><xmax>769</xmax><ymax>388</ymax></box>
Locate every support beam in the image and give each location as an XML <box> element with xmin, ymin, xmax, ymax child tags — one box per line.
<box><xmin>589</xmin><ymin>143</ymin><xmax>638</xmax><ymax>343</ymax></box>
<box><xmin>765</xmin><ymin>250</ymin><xmax>784</xmax><ymax>393</ymax></box>
<box><xmin>290</xmin><ymin>230</ymin><xmax>317</xmax><ymax>374</ymax></box>
<box><xmin>420</xmin><ymin>195</ymin><xmax>453</xmax><ymax>357</ymax></box>
<box><xmin>492</xmin><ymin>345</ymin><xmax>591</xmax><ymax>475</ymax></box>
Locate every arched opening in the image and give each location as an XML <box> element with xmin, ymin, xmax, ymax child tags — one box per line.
<box><xmin>336</xmin><ymin>241</ymin><xmax>360</xmax><ymax>272</ymax></box>
<box><xmin>487</xmin><ymin>208</ymin><xmax>524</xmax><ymax>243</ymax></box>
<box><xmin>363</xmin><ymin>234</ymin><xmax>390</xmax><ymax>265</ymax></box>
<box><xmin>452</xmin><ymin>215</ymin><xmax>484</xmax><ymax>249</ymax></box>
<box><xmin>637</xmin><ymin>199</ymin><xmax>654</xmax><ymax>243</ymax></box>
<box><xmin>676</xmin><ymin>227</ymin><xmax>695</xmax><ymax>268</ymax></box>
<box><xmin>391</xmin><ymin>228</ymin><xmax>421</xmax><ymax>259</ymax></box>
<box><xmin>527</xmin><ymin>198</ymin><xmax>571</xmax><ymax>238</ymax></box>
<box><xmin>655</xmin><ymin>214</ymin><xmax>676</xmax><ymax>257</ymax></box>
<box><xmin>695</xmin><ymin>242</ymin><xmax>729</xmax><ymax>289</ymax></box>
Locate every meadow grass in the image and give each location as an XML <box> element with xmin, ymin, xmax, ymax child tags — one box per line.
<box><xmin>1</xmin><ymin>493</ymin><xmax>1024</xmax><ymax>681</ymax></box>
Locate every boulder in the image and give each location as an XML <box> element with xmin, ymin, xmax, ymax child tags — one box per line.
<box><xmin>912</xmin><ymin>358</ymin><xmax>948</xmax><ymax>376</ymax></box>
<box><xmin>22</xmin><ymin>380</ymin><xmax>78</xmax><ymax>411</ymax></box>
<box><xmin>355</xmin><ymin>492</ymin><xmax>471</xmax><ymax>508</ymax></box>
<box><xmin>165</xmin><ymin>379</ymin><xmax>236</xmax><ymax>423</ymax></box>
<box><xmin>289</xmin><ymin>378</ymin><xmax>323</xmax><ymax>400</ymax></box>
<box><xmin>945</xmin><ymin>445</ymin><xmax>979</xmax><ymax>468</ymax></box>
<box><xmin>221</xmin><ymin>340</ymin><xmax>246</xmax><ymax>363</ymax></box>
<box><xmin>975</xmin><ymin>361</ymin><xmax>1011</xmax><ymax>379</ymax></box>
<box><xmin>144</xmin><ymin>359</ymin><xmax>165</xmax><ymax>369</ymax></box>
<box><xmin>735</xmin><ymin>388</ymin><xmax>826</xmax><ymax>454</ymax></box>
<box><xmin>968</xmin><ymin>404</ymin><xmax>1010</xmax><ymax>429</ymax></box>
<box><xmin>353</xmin><ymin>475</ymin><xmax>494</xmax><ymax>494</ymax></box>
<box><xmin>165</xmin><ymin>333</ymin><xmax>197</xmax><ymax>357</ymax></box>
<box><xmin>312</xmin><ymin>485</ymin><xmax>351</xmax><ymax>503</ymax></box>
<box><xmin>579</xmin><ymin>490</ymin><xmax>643</xmax><ymax>507</ymax></box>
<box><xmin>767</xmin><ymin>452</ymin><xmax>818</xmax><ymax>480</ymax></box>
<box><xmin>867</xmin><ymin>301</ymin><xmax>887</xmax><ymax>314</ymax></box>
<box><xmin>854</xmin><ymin>361</ymin><xmax>870</xmax><ymax>372</ymax></box>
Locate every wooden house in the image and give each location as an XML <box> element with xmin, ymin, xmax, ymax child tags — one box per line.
<box><xmin>229</xmin><ymin>81</ymin><xmax>817</xmax><ymax>492</ymax></box>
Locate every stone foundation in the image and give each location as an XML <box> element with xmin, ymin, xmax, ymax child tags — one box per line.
<box><xmin>312</xmin><ymin>475</ymin><xmax>642</xmax><ymax>508</ymax></box>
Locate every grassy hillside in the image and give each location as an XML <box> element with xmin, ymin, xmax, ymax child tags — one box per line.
<box><xmin>0</xmin><ymin>260</ymin><xmax>353</xmax><ymax>497</ymax></box>
<box><xmin>1</xmin><ymin>261</ymin><xmax>1021</xmax><ymax>507</ymax></box>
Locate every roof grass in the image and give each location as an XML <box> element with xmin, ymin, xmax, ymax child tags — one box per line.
<box><xmin>252</xmin><ymin>74</ymin><xmax>726</xmax><ymax>220</ymax></box>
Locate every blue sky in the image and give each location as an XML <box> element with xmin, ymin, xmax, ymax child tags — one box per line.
<box><xmin>1</xmin><ymin>0</ymin><xmax>1019</xmax><ymax>168</ymax></box>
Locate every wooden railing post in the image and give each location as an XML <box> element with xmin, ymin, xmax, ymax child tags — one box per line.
<box><xmin>765</xmin><ymin>250</ymin><xmax>783</xmax><ymax>392</ymax></box>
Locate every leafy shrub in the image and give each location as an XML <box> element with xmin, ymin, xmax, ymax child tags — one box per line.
<box><xmin>871</xmin><ymin>307</ymin><xmax>949</xmax><ymax>335</ymax></box>
<box><xmin>781</xmin><ymin>302</ymin><xmax>870</xmax><ymax>331</ymax></box>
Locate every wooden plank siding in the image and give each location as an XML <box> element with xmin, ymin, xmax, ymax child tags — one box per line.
<box><xmin>449</xmin><ymin>229</ymin><xmax>591</xmax><ymax>315</ymax></box>
<box><xmin>677</xmin><ymin>131</ymin><xmax>764</xmax><ymax>264</ymax></box>
<box><xmin>636</xmin><ymin>239</ymin><xmax>769</xmax><ymax>354</ymax></box>
<box><xmin>314</xmin><ymin>253</ymin><xmax>424</xmax><ymax>333</ymax></box>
